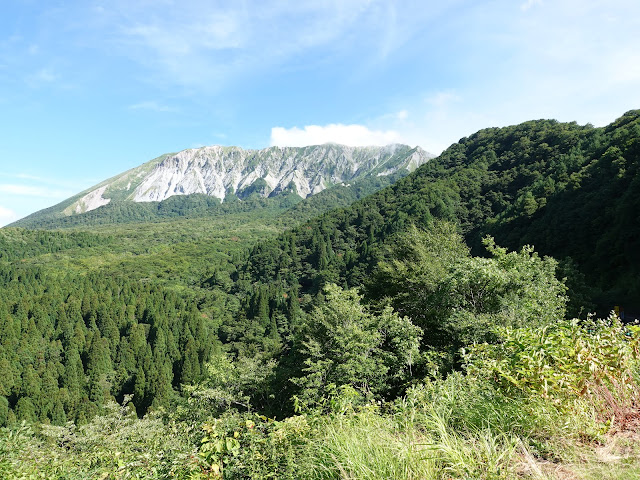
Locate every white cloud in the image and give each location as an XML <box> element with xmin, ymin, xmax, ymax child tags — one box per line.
<box><xmin>361</xmin><ymin>93</ymin><xmax>474</xmax><ymax>155</ymax></box>
<box><xmin>270</xmin><ymin>124</ymin><xmax>403</xmax><ymax>147</ymax></box>
<box><xmin>0</xmin><ymin>184</ymin><xmax>72</xmax><ymax>198</ymax></box>
<box><xmin>0</xmin><ymin>206</ymin><xmax>18</xmax><ymax>226</ymax></box>
<box><xmin>27</xmin><ymin>68</ymin><xmax>59</xmax><ymax>86</ymax></box>
<box><xmin>128</xmin><ymin>101</ymin><xmax>176</xmax><ymax>112</ymax></box>
<box><xmin>521</xmin><ymin>0</ymin><xmax>542</xmax><ymax>11</ymax></box>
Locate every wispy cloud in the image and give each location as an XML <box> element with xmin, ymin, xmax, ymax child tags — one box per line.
<box><xmin>0</xmin><ymin>170</ymin><xmax>90</xmax><ymax>224</ymax></box>
<box><xmin>374</xmin><ymin>1</ymin><xmax>640</xmax><ymax>154</ymax></box>
<box><xmin>271</xmin><ymin>124</ymin><xmax>403</xmax><ymax>147</ymax></box>
<box><xmin>426</xmin><ymin>91</ymin><xmax>462</xmax><ymax>109</ymax></box>
<box><xmin>128</xmin><ymin>101</ymin><xmax>177</xmax><ymax>112</ymax></box>
<box><xmin>264</xmin><ymin>0</ymin><xmax>640</xmax><ymax>156</ymax></box>
<box><xmin>14</xmin><ymin>173</ymin><xmax>63</xmax><ymax>183</ymax></box>
<box><xmin>1</xmin><ymin>173</ymin><xmax>82</xmax><ymax>189</ymax></box>
<box><xmin>123</xmin><ymin>11</ymin><xmax>244</xmax><ymax>54</ymax></box>
<box><xmin>521</xmin><ymin>0</ymin><xmax>542</xmax><ymax>11</ymax></box>
<box><xmin>0</xmin><ymin>206</ymin><xmax>18</xmax><ymax>226</ymax></box>
<box><xmin>26</xmin><ymin>67</ymin><xmax>59</xmax><ymax>87</ymax></box>
<box><xmin>376</xmin><ymin>110</ymin><xmax>410</xmax><ymax>123</ymax></box>
<box><xmin>85</xmin><ymin>0</ymin><xmax>427</xmax><ymax>91</ymax></box>
<box><xmin>0</xmin><ymin>184</ymin><xmax>72</xmax><ymax>198</ymax></box>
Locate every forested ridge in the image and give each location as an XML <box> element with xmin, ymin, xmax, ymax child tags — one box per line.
<box><xmin>1</xmin><ymin>111</ymin><xmax>640</xmax><ymax>479</ymax></box>
<box><xmin>239</xmin><ymin>110</ymin><xmax>640</xmax><ymax>312</ymax></box>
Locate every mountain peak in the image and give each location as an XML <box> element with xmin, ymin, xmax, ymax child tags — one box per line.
<box><xmin>13</xmin><ymin>143</ymin><xmax>433</xmax><ymax>227</ymax></box>
<box><xmin>73</xmin><ymin>143</ymin><xmax>432</xmax><ymax>212</ymax></box>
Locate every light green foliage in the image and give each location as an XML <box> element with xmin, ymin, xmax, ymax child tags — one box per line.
<box><xmin>421</xmin><ymin>423</ymin><xmax>519</xmax><ymax>480</ymax></box>
<box><xmin>371</xmin><ymin>223</ymin><xmax>567</xmax><ymax>361</ymax></box>
<box><xmin>465</xmin><ymin>314</ymin><xmax>640</xmax><ymax>405</ymax></box>
<box><xmin>184</xmin><ymin>351</ymin><xmax>277</xmax><ymax>415</ymax></box>
<box><xmin>292</xmin><ymin>284</ymin><xmax>421</xmax><ymax>410</ymax></box>
<box><xmin>0</xmin><ymin>399</ymin><xmax>199</xmax><ymax>479</ymax></box>
<box><xmin>199</xmin><ymin>421</ymin><xmax>241</xmax><ymax>478</ymax></box>
<box><xmin>301</xmin><ymin>388</ymin><xmax>523</xmax><ymax>480</ymax></box>
<box><xmin>304</xmin><ymin>408</ymin><xmax>439</xmax><ymax>480</ymax></box>
<box><xmin>400</xmin><ymin>372</ymin><xmax>593</xmax><ymax>460</ymax></box>
<box><xmin>482</xmin><ymin>237</ymin><xmax>567</xmax><ymax>322</ymax></box>
<box><xmin>197</xmin><ymin>412</ymin><xmax>313</xmax><ymax>479</ymax></box>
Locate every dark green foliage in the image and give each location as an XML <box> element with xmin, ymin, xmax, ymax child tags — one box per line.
<box><xmin>291</xmin><ymin>284</ymin><xmax>422</xmax><ymax>410</ymax></box>
<box><xmin>2</xmin><ymin>113</ymin><xmax>640</xmax><ymax>477</ymax></box>
<box><xmin>238</xmin><ymin>111</ymin><xmax>640</xmax><ymax>313</ymax></box>
<box><xmin>208</xmin><ymin>112</ymin><xmax>640</xmax><ymax>418</ymax></box>
<box><xmin>0</xmin><ymin>264</ymin><xmax>211</xmax><ymax>424</ymax></box>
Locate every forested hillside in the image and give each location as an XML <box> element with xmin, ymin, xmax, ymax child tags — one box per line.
<box><xmin>13</xmin><ymin>173</ymin><xmax>401</xmax><ymax>230</ymax></box>
<box><xmin>0</xmin><ymin>265</ymin><xmax>213</xmax><ymax>425</ymax></box>
<box><xmin>1</xmin><ymin>112</ymin><xmax>640</xmax><ymax>479</ymax></box>
<box><xmin>238</xmin><ymin>110</ymin><xmax>640</xmax><ymax>314</ymax></box>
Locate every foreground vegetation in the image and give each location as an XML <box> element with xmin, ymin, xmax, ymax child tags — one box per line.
<box><xmin>2</xmin><ymin>314</ymin><xmax>639</xmax><ymax>479</ymax></box>
<box><xmin>1</xmin><ymin>111</ymin><xmax>640</xmax><ymax>478</ymax></box>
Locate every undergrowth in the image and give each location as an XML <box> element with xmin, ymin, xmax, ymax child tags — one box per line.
<box><xmin>1</xmin><ymin>316</ymin><xmax>638</xmax><ymax>479</ymax></box>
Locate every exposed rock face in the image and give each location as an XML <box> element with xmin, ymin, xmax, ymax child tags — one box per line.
<box><xmin>65</xmin><ymin>144</ymin><xmax>433</xmax><ymax>214</ymax></box>
<box><xmin>65</xmin><ymin>185</ymin><xmax>111</xmax><ymax>215</ymax></box>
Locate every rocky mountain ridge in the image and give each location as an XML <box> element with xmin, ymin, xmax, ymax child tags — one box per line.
<box><xmin>64</xmin><ymin>143</ymin><xmax>432</xmax><ymax>215</ymax></box>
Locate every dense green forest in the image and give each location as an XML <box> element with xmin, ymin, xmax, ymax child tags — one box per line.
<box><xmin>1</xmin><ymin>112</ymin><xmax>640</xmax><ymax>479</ymax></box>
<box><xmin>0</xmin><ymin>267</ymin><xmax>211</xmax><ymax>424</ymax></box>
<box><xmin>238</xmin><ymin>110</ymin><xmax>640</xmax><ymax>313</ymax></box>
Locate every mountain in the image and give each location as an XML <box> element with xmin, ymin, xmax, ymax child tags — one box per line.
<box><xmin>12</xmin><ymin>144</ymin><xmax>432</xmax><ymax>228</ymax></box>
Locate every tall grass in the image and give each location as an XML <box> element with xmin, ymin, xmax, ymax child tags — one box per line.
<box><xmin>303</xmin><ymin>408</ymin><xmax>437</xmax><ymax>480</ymax></box>
<box><xmin>298</xmin><ymin>361</ymin><xmax>637</xmax><ymax>480</ymax></box>
<box><xmin>302</xmin><ymin>382</ymin><xmax>526</xmax><ymax>480</ymax></box>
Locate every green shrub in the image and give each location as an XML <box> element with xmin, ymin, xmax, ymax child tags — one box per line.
<box><xmin>0</xmin><ymin>400</ymin><xmax>199</xmax><ymax>479</ymax></box>
<box><xmin>464</xmin><ymin>315</ymin><xmax>640</xmax><ymax>406</ymax></box>
<box><xmin>197</xmin><ymin>412</ymin><xmax>313</xmax><ymax>479</ymax></box>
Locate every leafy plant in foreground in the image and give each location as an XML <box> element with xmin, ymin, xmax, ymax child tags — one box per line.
<box><xmin>464</xmin><ymin>315</ymin><xmax>640</xmax><ymax>408</ymax></box>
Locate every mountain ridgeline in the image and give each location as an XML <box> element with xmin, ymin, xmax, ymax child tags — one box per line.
<box><xmin>237</xmin><ymin>110</ymin><xmax>640</xmax><ymax>314</ymax></box>
<box><xmin>12</xmin><ymin>144</ymin><xmax>432</xmax><ymax>228</ymax></box>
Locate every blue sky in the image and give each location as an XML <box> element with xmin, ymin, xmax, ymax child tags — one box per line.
<box><xmin>1</xmin><ymin>0</ymin><xmax>639</xmax><ymax>225</ymax></box>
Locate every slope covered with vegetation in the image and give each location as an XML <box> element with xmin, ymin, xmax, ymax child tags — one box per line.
<box><xmin>238</xmin><ymin>110</ymin><xmax>640</xmax><ymax>313</ymax></box>
<box><xmin>1</xmin><ymin>111</ymin><xmax>640</xmax><ymax>479</ymax></box>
